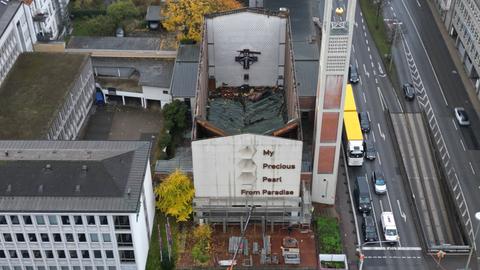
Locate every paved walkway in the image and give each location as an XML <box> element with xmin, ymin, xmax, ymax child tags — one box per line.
<box><xmin>425</xmin><ymin>0</ymin><xmax>480</xmax><ymax>118</ymax></box>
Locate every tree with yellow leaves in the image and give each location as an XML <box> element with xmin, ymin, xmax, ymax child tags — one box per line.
<box><xmin>154</xmin><ymin>170</ymin><xmax>195</xmax><ymax>222</ymax></box>
<box><xmin>162</xmin><ymin>0</ymin><xmax>242</xmax><ymax>42</ymax></box>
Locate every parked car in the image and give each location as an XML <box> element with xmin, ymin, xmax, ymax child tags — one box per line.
<box><xmin>364</xmin><ymin>140</ymin><xmax>376</xmax><ymax>161</ymax></box>
<box><xmin>402</xmin><ymin>83</ymin><xmax>415</xmax><ymax>100</ymax></box>
<box><xmin>372</xmin><ymin>171</ymin><xmax>387</xmax><ymax>195</ymax></box>
<box><xmin>454</xmin><ymin>107</ymin><xmax>470</xmax><ymax>126</ymax></box>
<box><xmin>362</xmin><ymin>214</ymin><xmax>379</xmax><ymax>243</ymax></box>
<box><xmin>358</xmin><ymin>112</ymin><xmax>370</xmax><ymax>133</ymax></box>
<box><xmin>349</xmin><ymin>65</ymin><xmax>360</xmax><ymax>84</ymax></box>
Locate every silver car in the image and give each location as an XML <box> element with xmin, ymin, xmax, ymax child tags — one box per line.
<box><xmin>454</xmin><ymin>107</ymin><xmax>470</xmax><ymax>126</ymax></box>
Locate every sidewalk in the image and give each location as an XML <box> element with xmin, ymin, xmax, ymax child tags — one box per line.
<box><xmin>425</xmin><ymin>0</ymin><xmax>480</xmax><ymax>118</ymax></box>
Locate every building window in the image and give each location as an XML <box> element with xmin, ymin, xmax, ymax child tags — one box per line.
<box><xmin>74</xmin><ymin>216</ymin><xmax>83</xmax><ymax>225</ymax></box>
<box><xmin>57</xmin><ymin>250</ymin><xmax>66</xmax><ymax>258</ymax></box>
<box><xmin>72</xmin><ymin>267</ymin><xmax>80</xmax><ymax>270</ymax></box>
<box><xmin>163</xmin><ymin>90</ymin><xmax>168</xmax><ymax>94</ymax></box>
<box><xmin>102</xmin><ymin>233</ymin><xmax>111</xmax><ymax>242</ymax></box>
<box><xmin>38</xmin><ymin>267</ymin><xmax>46</xmax><ymax>270</ymax></box>
<box><xmin>33</xmin><ymin>250</ymin><xmax>42</xmax><ymax>259</ymax></box>
<box><xmin>0</xmin><ymin>250</ymin><xmax>5</xmax><ymax>258</ymax></box>
<box><xmin>90</xmin><ymin>233</ymin><xmax>99</xmax><ymax>242</ymax></box>
<box><xmin>99</xmin><ymin>216</ymin><xmax>108</xmax><ymax>225</ymax></box>
<box><xmin>81</xmin><ymin>250</ymin><xmax>90</xmax><ymax>259</ymax></box>
<box><xmin>85</xmin><ymin>267</ymin><xmax>92</xmax><ymax>270</ymax></box>
<box><xmin>45</xmin><ymin>250</ymin><xmax>54</xmax><ymax>258</ymax></box>
<box><xmin>119</xmin><ymin>250</ymin><xmax>135</xmax><ymax>262</ymax></box>
<box><xmin>78</xmin><ymin>233</ymin><xmax>86</xmax><ymax>242</ymax></box>
<box><xmin>28</xmin><ymin>233</ymin><xmax>37</xmax><ymax>242</ymax></box>
<box><xmin>96</xmin><ymin>267</ymin><xmax>104</xmax><ymax>270</ymax></box>
<box><xmin>10</xmin><ymin>215</ymin><xmax>19</xmax><ymax>224</ymax></box>
<box><xmin>3</xmin><ymin>233</ymin><xmax>12</xmax><ymax>242</ymax></box>
<box><xmin>61</xmin><ymin>267</ymin><xmax>68</xmax><ymax>270</ymax></box>
<box><xmin>23</xmin><ymin>216</ymin><xmax>33</xmax><ymax>225</ymax></box>
<box><xmin>65</xmin><ymin>233</ymin><xmax>74</xmax><ymax>242</ymax></box>
<box><xmin>16</xmin><ymin>233</ymin><xmax>25</xmax><ymax>242</ymax></box>
<box><xmin>93</xmin><ymin>250</ymin><xmax>102</xmax><ymax>259</ymax></box>
<box><xmin>35</xmin><ymin>215</ymin><xmax>45</xmax><ymax>225</ymax></box>
<box><xmin>87</xmin><ymin>216</ymin><xmax>96</xmax><ymax>225</ymax></box>
<box><xmin>48</xmin><ymin>215</ymin><xmax>58</xmax><ymax>225</ymax></box>
<box><xmin>53</xmin><ymin>233</ymin><xmax>62</xmax><ymax>242</ymax></box>
<box><xmin>116</xmin><ymin>234</ymin><xmax>133</xmax><ymax>246</ymax></box>
<box><xmin>9</xmin><ymin>250</ymin><xmax>17</xmax><ymax>258</ymax></box>
<box><xmin>0</xmin><ymin>216</ymin><xmax>6</xmax><ymax>224</ymax></box>
<box><xmin>113</xmin><ymin>216</ymin><xmax>130</xmax><ymax>229</ymax></box>
<box><xmin>25</xmin><ymin>267</ymin><xmax>34</xmax><ymax>270</ymax></box>
<box><xmin>61</xmin><ymin>216</ymin><xmax>70</xmax><ymax>225</ymax></box>
<box><xmin>69</xmin><ymin>250</ymin><xmax>78</xmax><ymax>259</ymax></box>
<box><xmin>105</xmin><ymin>250</ymin><xmax>114</xmax><ymax>258</ymax></box>
<box><xmin>21</xmin><ymin>250</ymin><xmax>30</xmax><ymax>258</ymax></box>
<box><xmin>41</xmin><ymin>233</ymin><xmax>49</xmax><ymax>242</ymax></box>
<box><xmin>49</xmin><ymin>267</ymin><xmax>57</xmax><ymax>270</ymax></box>
<box><xmin>108</xmin><ymin>267</ymin><xmax>116</xmax><ymax>270</ymax></box>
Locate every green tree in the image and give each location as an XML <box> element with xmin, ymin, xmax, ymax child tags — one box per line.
<box><xmin>162</xmin><ymin>100</ymin><xmax>188</xmax><ymax>133</ymax></box>
<box><xmin>191</xmin><ymin>224</ymin><xmax>212</xmax><ymax>264</ymax></box>
<box><xmin>107</xmin><ymin>0</ymin><xmax>140</xmax><ymax>25</ymax></box>
<box><xmin>154</xmin><ymin>170</ymin><xmax>195</xmax><ymax>222</ymax></box>
<box><xmin>81</xmin><ymin>15</ymin><xmax>116</xmax><ymax>36</ymax></box>
<box><xmin>162</xmin><ymin>0</ymin><xmax>242</xmax><ymax>42</ymax></box>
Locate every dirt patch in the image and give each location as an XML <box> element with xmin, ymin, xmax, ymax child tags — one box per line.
<box><xmin>177</xmin><ymin>224</ymin><xmax>317</xmax><ymax>269</ymax></box>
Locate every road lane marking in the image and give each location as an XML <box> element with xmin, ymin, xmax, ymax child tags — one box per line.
<box><xmin>367</xmin><ymin>46</ymin><xmax>370</xmax><ymax>52</ymax></box>
<box><xmin>366</xmin><ymin>39</ymin><xmax>368</xmax><ymax>45</ymax></box>
<box><xmin>362</xmin><ymin>247</ymin><xmax>422</xmax><ymax>251</ymax></box>
<box><xmin>376</xmin><ymin>87</ymin><xmax>387</xmax><ymax>111</ymax></box>
<box><xmin>399</xmin><ymin>0</ymin><xmax>448</xmax><ymax>106</ymax></box>
<box><xmin>363</xmin><ymin>92</ymin><xmax>367</xmax><ymax>103</ymax></box>
<box><xmin>416</xmin><ymin>0</ymin><xmax>421</xmax><ymax>7</ymax></box>
<box><xmin>372</xmin><ymin>130</ymin><xmax>376</xmax><ymax>142</ymax></box>
<box><xmin>460</xmin><ymin>139</ymin><xmax>466</xmax><ymax>151</ymax></box>
<box><xmin>452</xmin><ymin>119</ymin><xmax>458</xmax><ymax>130</ymax></box>
<box><xmin>397</xmin><ymin>200</ymin><xmax>407</xmax><ymax>222</ymax></box>
<box><xmin>377</xmin><ymin>152</ymin><xmax>381</xmax><ymax>165</ymax></box>
<box><xmin>453</xmin><ymin>183</ymin><xmax>458</xmax><ymax>192</ymax></box>
<box><xmin>469</xmin><ymin>162</ymin><xmax>476</xmax><ymax>175</ymax></box>
<box><xmin>375</xmin><ymin>77</ymin><xmax>378</xmax><ymax>84</ymax></box>
<box><xmin>377</xmin><ymin>123</ymin><xmax>386</xmax><ymax>140</ymax></box>
<box><xmin>379</xmin><ymin>200</ymin><xmax>384</xmax><ymax>213</ymax></box>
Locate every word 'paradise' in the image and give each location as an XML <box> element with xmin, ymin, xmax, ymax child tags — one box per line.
<box><xmin>241</xmin><ymin>189</ymin><xmax>295</xmax><ymax>196</ymax></box>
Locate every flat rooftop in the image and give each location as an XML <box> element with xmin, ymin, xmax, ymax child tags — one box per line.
<box><xmin>92</xmin><ymin>57</ymin><xmax>174</xmax><ymax>89</ymax></box>
<box><xmin>67</xmin><ymin>36</ymin><xmax>176</xmax><ymax>51</ymax></box>
<box><xmin>0</xmin><ymin>140</ymin><xmax>151</xmax><ymax>212</ymax></box>
<box><xmin>0</xmin><ymin>0</ymin><xmax>21</xmax><ymax>37</ymax></box>
<box><xmin>207</xmin><ymin>86</ymin><xmax>286</xmax><ymax>135</ymax></box>
<box><xmin>0</xmin><ymin>52</ymin><xmax>89</xmax><ymax>139</ymax></box>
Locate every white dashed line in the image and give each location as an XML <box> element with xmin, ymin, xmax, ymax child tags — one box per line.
<box><xmin>469</xmin><ymin>162</ymin><xmax>476</xmax><ymax>175</ymax></box>
<box><xmin>452</xmin><ymin>119</ymin><xmax>458</xmax><ymax>130</ymax></box>
<box><xmin>460</xmin><ymin>139</ymin><xmax>466</xmax><ymax>151</ymax></box>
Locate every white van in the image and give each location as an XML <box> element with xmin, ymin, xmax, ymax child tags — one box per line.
<box><xmin>380</xmin><ymin>212</ymin><xmax>399</xmax><ymax>244</ymax></box>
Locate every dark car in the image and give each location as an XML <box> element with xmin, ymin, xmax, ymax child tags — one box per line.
<box><xmin>349</xmin><ymin>65</ymin><xmax>360</xmax><ymax>84</ymax></box>
<box><xmin>358</xmin><ymin>112</ymin><xmax>370</xmax><ymax>133</ymax></box>
<box><xmin>362</xmin><ymin>214</ymin><xmax>379</xmax><ymax>243</ymax></box>
<box><xmin>402</xmin><ymin>83</ymin><xmax>415</xmax><ymax>100</ymax></box>
<box><xmin>364</xmin><ymin>140</ymin><xmax>376</xmax><ymax>161</ymax></box>
<box><xmin>355</xmin><ymin>176</ymin><xmax>372</xmax><ymax>213</ymax></box>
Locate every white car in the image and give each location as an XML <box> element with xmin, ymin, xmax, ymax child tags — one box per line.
<box><xmin>372</xmin><ymin>171</ymin><xmax>386</xmax><ymax>195</ymax></box>
<box><xmin>454</xmin><ymin>107</ymin><xmax>470</xmax><ymax>126</ymax></box>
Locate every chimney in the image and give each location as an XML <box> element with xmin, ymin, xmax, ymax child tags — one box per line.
<box><xmin>38</xmin><ymin>185</ymin><xmax>43</xmax><ymax>193</ymax></box>
<box><xmin>82</xmin><ymin>165</ymin><xmax>88</xmax><ymax>171</ymax></box>
<box><xmin>45</xmin><ymin>164</ymin><xmax>51</xmax><ymax>170</ymax></box>
<box><xmin>6</xmin><ymin>184</ymin><xmax>11</xmax><ymax>193</ymax></box>
<box><xmin>4</xmin><ymin>151</ymin><xmax>8</xmax><ymax>157</ymax></box>
<box><xmin>75</xmin><ymin>185</ymin><xmax>81</xmax><ymax>193</ymax></box>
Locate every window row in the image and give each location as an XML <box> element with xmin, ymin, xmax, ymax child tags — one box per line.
<box><xmin>0</xmin><ymin>265</ymin><xmax>116</xmax><ymax>270</ymax></box>
<box><xmin>1</xmin><ymin>232</ymin><xmax>112</xmax><ymax>243</ymax></box>
<box><xmin>0</xmin><ymin>215</ymin><xmax>109</xmax><ymax>226</ymax></box>
<box><xmin>0</xmin><ymin>249</ymin><xmax>114</xmax><ymax>259</ymax></box>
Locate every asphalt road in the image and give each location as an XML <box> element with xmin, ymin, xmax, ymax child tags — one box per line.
<box><xmin>383</xmin><ymin>0</ymin><xmax>480</xmax><ymax>268</ymax></box>
<box><xmin>347</xmin><ymin>0</ymin><xmax>477</xmax><ymax>268</ymax></box>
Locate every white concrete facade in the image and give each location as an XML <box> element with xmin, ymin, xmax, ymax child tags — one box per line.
<box><xmin>0</xmin><ymin>3</ymin><xmax>36</xmax><ymax>86</ymax></box>
<box><xmin>0</xmin><ymin>162</ymin><xmax>155</xmax><ymax>270</ymax></box>
<box><xmin>312</xmin><ymin>0</ymin><xmax>357</xmax><ymax>204</ymax></box>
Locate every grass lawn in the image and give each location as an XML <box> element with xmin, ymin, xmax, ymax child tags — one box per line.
<box><xmin>316</xmin><ymin>217</ymin><xmax>343</xmax><ymax>254</ymax></box>
<box><xmin>146</xmin><ymin>212</ymin><xmax>178</xmax><ymax>270</ymax></box>
<box><xmin>358</xmin><ymin>0</ymin><xmax>391</xmax><ymax>63</ymax></box>
<box><xmin>71</xmin><ymin>18</ymin><xmax>93</xmax><ymax>36</ymax></box>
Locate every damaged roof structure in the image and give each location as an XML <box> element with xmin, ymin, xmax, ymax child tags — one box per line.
<box><xmin>193</xmin><ymin>8</ymin><xmax>302</xmax><ymax>140</ymax></box>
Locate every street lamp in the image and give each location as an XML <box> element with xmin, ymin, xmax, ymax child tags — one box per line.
<box><xmin>465</xmin><ymin>212</ymin><xmax>480</xmax><ymax>270</ymax></box>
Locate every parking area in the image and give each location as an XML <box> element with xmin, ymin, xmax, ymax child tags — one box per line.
<box><xmin>81</xmin><ymin>105</ymin><xmax>162</xmax><ymax>141</ymax></box>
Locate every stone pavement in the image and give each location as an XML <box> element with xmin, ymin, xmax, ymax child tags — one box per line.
<box><xmin>425</xmin><ymin>0</ymin><xmax>480</xmax><ymax>118</ymax></box>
